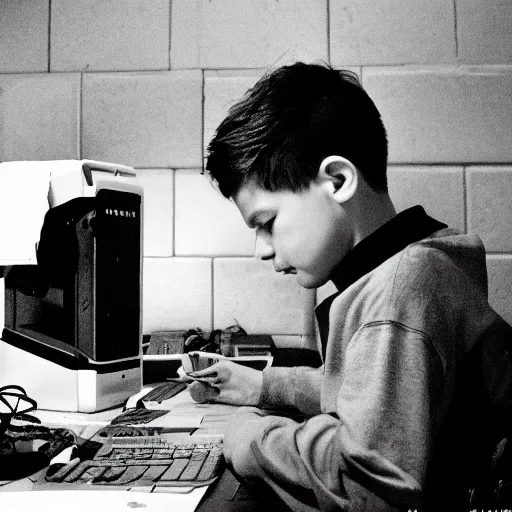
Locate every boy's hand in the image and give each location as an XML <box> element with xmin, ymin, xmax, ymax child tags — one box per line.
<box><xmin>222</xmin><ymin>406</ymin><xmax>268</xmax><ymax>468</ymax></box>
<box><xmin>187</xmin><ymin>360</ymin><xmax>263</xmax><ymax>406</ymax></box>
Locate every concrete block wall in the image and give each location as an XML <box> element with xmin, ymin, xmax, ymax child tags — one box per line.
<box><xmin>1</xmin><ymin>0</ymin><xmax>512</xmax><ymax>346</ymax></box>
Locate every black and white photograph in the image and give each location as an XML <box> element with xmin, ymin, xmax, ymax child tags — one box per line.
<box><xmin>1</xmin><ymin>1</ymin><xmax>512</xmax><ymax>511</ymax></box>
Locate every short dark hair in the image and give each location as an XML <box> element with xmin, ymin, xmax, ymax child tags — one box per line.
<box><xmin>206</xmin><ymin>62</ymin><xmax>388</xmax><ymax>198</ymax></box>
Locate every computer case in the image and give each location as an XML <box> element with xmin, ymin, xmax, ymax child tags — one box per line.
<box><xmin>0</xmin><ymin>161</ymin><xmax>143</xmax><ymax>412</ymax></box>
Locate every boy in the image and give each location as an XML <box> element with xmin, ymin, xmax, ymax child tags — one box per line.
<box><xmin>189</xmin><ymin>62</ymin><xmax>512</xmax><ymax>511</ymax></box>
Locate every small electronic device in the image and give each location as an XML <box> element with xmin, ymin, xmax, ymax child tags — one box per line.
<box><xmin>137</xmin><ymin>381</ymin><xmax>188</xmax><ymax>405</ymax></box>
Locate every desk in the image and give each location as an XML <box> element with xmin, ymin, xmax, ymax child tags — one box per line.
<box><xmin>0</xmin><ymin>387</ymin><xmax>272</xmax><ymax>512</ymax></box>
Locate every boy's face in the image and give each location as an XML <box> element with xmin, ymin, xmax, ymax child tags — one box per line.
<box><xmin>232</xmin><ymin>179</ymin><xmax>354</xmax><ymax>289</ymax></box>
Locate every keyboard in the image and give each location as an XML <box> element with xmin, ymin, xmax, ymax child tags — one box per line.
<box><xmin>44</xmin><ymin>436</ymin><xmax>223</xmax><ymax>489</ymax></box>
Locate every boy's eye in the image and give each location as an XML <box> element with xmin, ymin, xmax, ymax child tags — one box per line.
<box><xmin>262</xmin><ymin>218</ymin><xmax>275</xmax><ymax>232</ymax></box>
<box><xmin>255</xmin><ymin>217</ymin><xmax>275</xmax><ymax>234</ymax></box>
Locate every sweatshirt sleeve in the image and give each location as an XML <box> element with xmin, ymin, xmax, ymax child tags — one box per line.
<box><xmin>223</xmin><ymin>322</ymin><xmax>444</xmax><ymax>511</ymax></box>
<box><xmin>259</xmin><ymin>365</ymin><xmax>323</xmax><ymax>416</ymax></box>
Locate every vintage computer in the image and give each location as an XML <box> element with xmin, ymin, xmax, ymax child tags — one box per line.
<box><xmin>0</xmin><ymin>160</ymin><xmax>143</xmax><ymax>412</ymax></box>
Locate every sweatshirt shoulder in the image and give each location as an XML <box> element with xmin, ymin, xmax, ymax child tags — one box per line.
<box><xmin>403</xmin><ymin>228</ymin><xmax>486</xmax><ymax>272</ymax></box>
<box><xmin>393</xmin><ymin>228</ymin><xmax>488</xmax><ymax>296</ymax></box>
<box><xmin>412</xmin><ymin>228</ymin><xmax>485</xmax><ymax>257</ymax></box>
<box><xmin>327</xmin><ymin>229</ymin><xmax>488</xmax><ymax>324</ymax></box>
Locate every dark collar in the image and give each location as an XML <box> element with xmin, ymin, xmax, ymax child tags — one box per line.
<box><xmin>329</xmin><ymin>205</ymin><xmax>447</xmax><ymax>293</ymax></box>
<box><xmin>314</xmin><ymin>206</ymin><xmax>447</xmax><ymax>356</ymax></box>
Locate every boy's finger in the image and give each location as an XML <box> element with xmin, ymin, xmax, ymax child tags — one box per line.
<box><xmin>188</xmin><ymin>362</ymin><xmax>220</xmax><ymax>377</ymax></box>
<box><xmin>191</xmin><ymin>376</ymin><xmax>217</xmax><ymax>384</ymax></box>
<box><xmin>167</xmin><ymin>376</ymin><xmax>193</xmax><ymax>383</ymax></box>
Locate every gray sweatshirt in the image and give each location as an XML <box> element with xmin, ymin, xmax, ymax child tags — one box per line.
<box><xmin>222</xmin><ymin>215</ymin><xmax>512</xmax><ymax>511</ymax></box>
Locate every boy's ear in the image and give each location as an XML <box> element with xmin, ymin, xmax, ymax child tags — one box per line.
<box><xmin>318</xmin><ymin>156</ymin><xmax>358</xmax><ymax>204</ymax></box>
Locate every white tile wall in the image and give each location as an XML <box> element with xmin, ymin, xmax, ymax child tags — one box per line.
<box><xmin>204</xmin><ymin>73</ymin><xmax>262</xmax><ymax>156</ymax></box>
<box><xmin>51</xmin><ymin>0</ymin><xmax>170</xmax><ymax>72</ymax></box>
<box><xmin>0</xmin><ymin>0</ymin><xmax>48</xmax><ymax>73</ymax></box>
<box><xmin>2</xmin><ymin>3</ymin><xmax>512</xmax><ymax>342</ymax></box>
<box><xmin>388</xmin><ymin>166</ymin><xmax>465</xmax><ymax>232</ymax></box>
<box><xmin>0</xmin><ymin>74</ymin><xmax>80</xmax><ymax>161</ymax></box>
<box><xmin>487</xmin><ymin>255</ymin><xmax>512</xmax><ymax>325</ymax></box>
<box><xmin>213</xmin><ymin>258</ymin><xmax>316</xmax><ymax>335</ymax></box>
<box><xmin>135</xmin><ymin>170</ymin><xmax>174</xmax><ymax>257</ymax></box>
<box><xmin>171</xmin><ymin>0</ymin><xmax>328</xmax><ymax>69</ymax></box>
<box><xmin>143</xmin><ymin>257</ymin><xmax>212</xmax><ymax>333</ymax></box>
<box><xmin>330</xmin><ymin>0</ymin><xmax>456</xmax><ymax>66</ymax></box>
<box><xmin>467</xmin><ymin>167</ymin><xmax>512</xmax><ymax>253</ymax></box>
<box><xmin>363</xmin><ymin>66</ymin><xmax>512</xmax><ymax>163</ymax></box>
<box><xmin>169</xmin><ymin>0</ymin><xmax>200</xmax><ymax>69</ymax></box>
<box><xmin>457</xmin><ymin>0</ymin><xmax>512</xmax><ymax>64</ymax></box>
<box><xmin>174</xmin><ymin>170</ymin><xmax>254</xmax><ymax>256</ymax></box>
<box><xmin>82</xmin><ymin>71</ymin><xmax>202</xmax><ymax>168</ymax></box>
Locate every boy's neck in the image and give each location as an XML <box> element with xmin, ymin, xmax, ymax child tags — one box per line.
<box><xmin>351</xmin><ymin>190</ymin><xmax>397</xmax><ymax>248</ymax></box>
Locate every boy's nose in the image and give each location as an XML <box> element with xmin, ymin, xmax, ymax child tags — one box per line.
<box><xmin>254</xmin><ymin>232</ymin><xmax>274</xmax><ymax>260</ymax></box>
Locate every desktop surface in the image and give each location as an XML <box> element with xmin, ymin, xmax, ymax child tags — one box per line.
<box><xmin>0</xmin><ymin>383</ymin><xmax>278</xmax><ymax>512</ymax></box>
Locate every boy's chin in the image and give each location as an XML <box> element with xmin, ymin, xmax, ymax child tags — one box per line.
<box><xmin>295</xmin><ymin>271</ymin><xmax>329</xmax><ymax>290</ymax></box>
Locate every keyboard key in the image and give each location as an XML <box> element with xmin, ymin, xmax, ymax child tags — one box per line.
<box><xmin>113</xmin><ymin>465</ymin><xmax>149</xmax><ymax>484</ymax></box>
<box><xmin>141</xmin><ymin>465</ymin><xmax>168</xmax><ymax>481</ymax></box>
<box><xmin>94</xmin><ymin>441</ymin><xmax>113</xmax><ymax>459</ymax></box>
<box><xmin>196</xmin><ymin>455</ymin><xmax>222</xmax><ymax>481</ymax></box>
<box><xmin>79</xmin><ymin>465</ymin><xmax>106</xmax><ymax>483</ymax></box>
<box><xmin>152</xmin><ymin>449</ymin><xmax>172</xmax><ymax>459</ymax></box>
<box><xmin>132</xmin><ymin>448</ymin><xmax>154</xmax><ymax>459</ymax></box>
<box><xmin>45</xmin><ymin>458</ymin><xmax>81</xmax><ymax>482</ymax></box>
<box><xmin>179</xmin><ymin>454</ymin><xmax>207</xmax><ymax>481</ymax></box>
<box><xmin>159</xmin><ymin>459</ymin><xmax>189</xmax><ymax>481</ymax></box>
<box><xmin>94</xmin><ymin>466</ymin><xmax>127</xmax><ymax>483</ymax></box>
<box><xmin>64</xmin><ymin>462</ymin><xmax>92</xmax><ymax>483</ymax></box>
<box><xmin>173</xmin><ymin>449</ymin><xmax>193</xmax><ymax>459</ymax></box>
<box><xmin>113</xmin><ymin>449</ymin><xmax>132</xmax><ymax>459</ymax></box>
<box><xmin>126</xmin><ymin>459</ymin><xmax>172</xmax><ymax>466</ymax></box>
